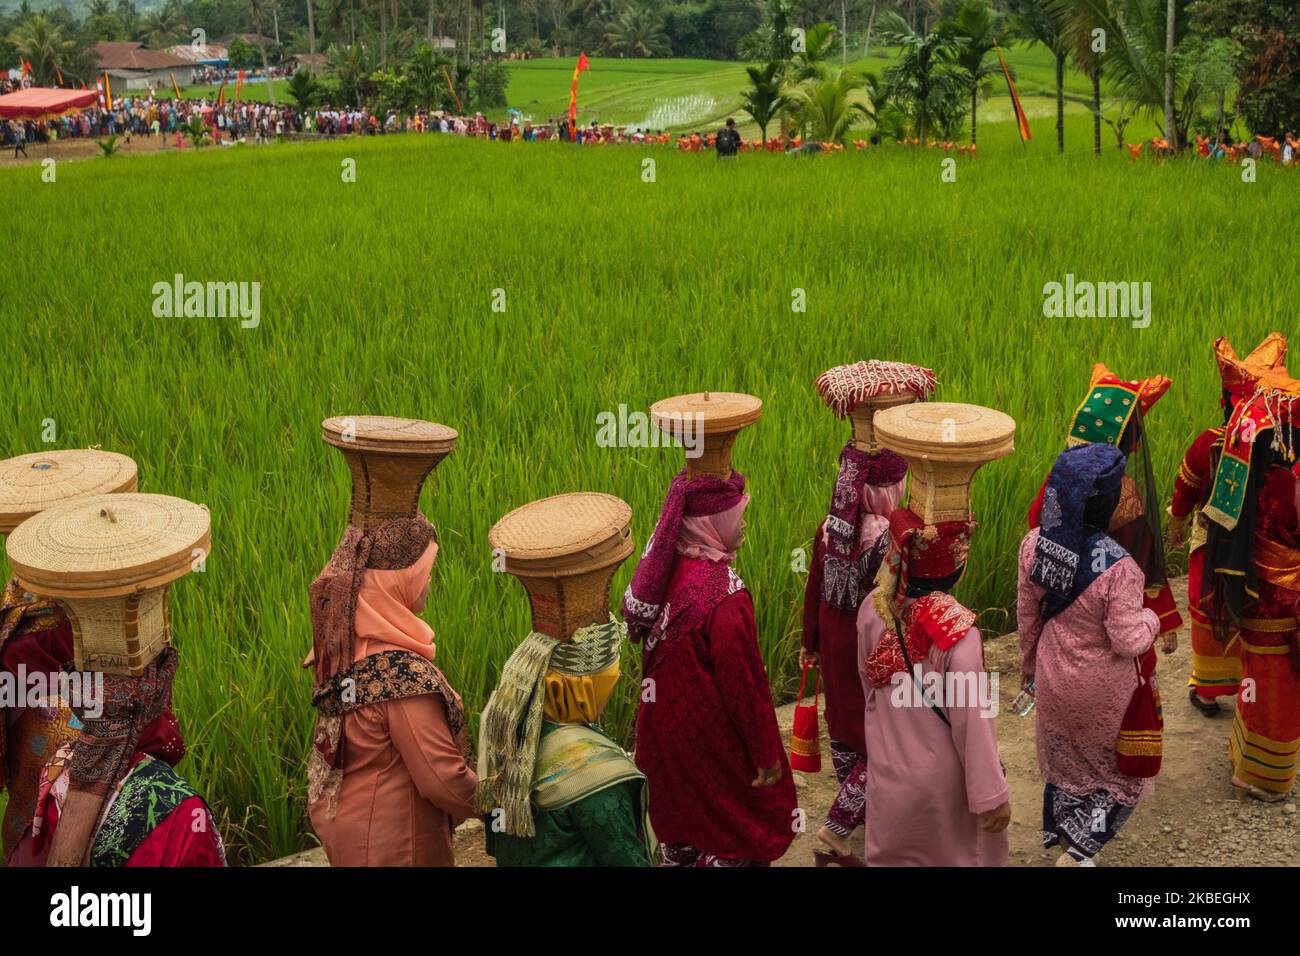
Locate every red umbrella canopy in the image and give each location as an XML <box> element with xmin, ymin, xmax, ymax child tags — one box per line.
<box><xmin>0</xmin><ymin>87</ymin><xmax>98</xmax><ymax>119</ymax></box>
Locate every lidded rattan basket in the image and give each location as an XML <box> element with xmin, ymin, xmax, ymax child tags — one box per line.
<box><xmin>649</xmin><ymin>391</ymin><xmax>761</xmax><ymax>479</ymax></box>
<box><xmin>0</xmin><ymin>450</ymin><xmax>138</xmax><ymax>534</ymax></box>
<box><xmin>321</xmin><ymin>416</ymin><xmax>457</xmax><ymax>529</ymax></box>
<box><xmin>873</xmin><ymin>402</ymin><xmax>1015</xmax><ymax>523</ymax></box>
<box><xmin>6</xmin><ymin>493</ymin><xmax>210</xmax><ymax>675</ymax></box>
<box><xmin>488</xmin><ymin>492</ymin><xmax>634</xmax><ymax>641</ymax></box>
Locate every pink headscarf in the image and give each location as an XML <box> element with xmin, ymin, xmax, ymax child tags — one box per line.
<box><xmin>677</xmin><ymin>495</ymin><xmax>750</xmax><ymax>563</ymax></box>
<box><xmin>831</xmin><ymin>479</ymin><xmax>906</xmax><ymax>552</ymax></box>
<box><xmin>353</xmin><ymin>539</ymin><xmax>439</xmax><ymax>662</ymax></box>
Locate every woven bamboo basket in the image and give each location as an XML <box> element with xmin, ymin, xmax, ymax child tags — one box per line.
<box><xmin>321</xmin><ymin>416</ymin><xmax>457</xmax><ymax>530</ymax></box>
<box><xmin>848</xmin><ymin>392</ymin><xmax>919</xmax><ymax>451</ymax></box>
<box><xmin>873</xmin><ymin>402</ymin><xmax>1016</xmax><ymax>523</ymax></box>
<box><xmin>649</xmin><ymin>391</ymin><xmax>762</xmax><ymax>479</ymax></box>
<box><xmin>5</xmin><ymin>493</ymin><xmax>210</xmax><ymax>675</ymax></box>
<box><xmin>0</xmin><ymin>450</ymin><xmax>138</xmax><ymax>534</ymax></box>
<box><xmin>488</xmin><ymin>492</ymin><xmax>634</xmax><ymax>641</ymax></box>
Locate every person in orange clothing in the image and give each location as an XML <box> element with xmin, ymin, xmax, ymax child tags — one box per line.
<box><xmin>307</xmin><ymin>529</ymin><xmax>477</xmax><ymax>866</ymax></box>
<box><xmin>1201</xmin><ymin>370</ymin><xmax>1300</xmax><ymax>802</ymax></box>
<box><xmin>1168</xmin><ymin>334</ymin><xmax>1288</xmax><ymax>715</ymax></box>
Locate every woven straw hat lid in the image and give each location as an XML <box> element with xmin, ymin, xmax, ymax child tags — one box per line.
<box><xmin>489</xmin><ymin>492</ymin><xmax>633</xmax><ymax>578</ymax></box>
<box><xmin>321</xmin><ymin>416</ymin><xmax>458</xmax><ymax>455</ymax></box>
<box><xmin>0</xmin><ymin>450</ymin><xmax>138</xmax><ymax>534</ymax></box>
<box><xmin>650</xmin><ymin>391</ymin><xmax>762</xmax><ymax>437</ymax></box>
<box><xmin>6</xmin><ymin>492</ymin><xmax>211</xmax><ymax>598</ymax></box>
<box><xmin>874</xmin><ymin>402</ymin><xmax>1015</xmax><ymax>463</ymax></box>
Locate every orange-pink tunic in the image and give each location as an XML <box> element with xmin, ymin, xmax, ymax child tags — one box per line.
<box><xmin>309</xmin><ymin>692</ymin><xmax>477</xmax><ymax>866</ymax></box>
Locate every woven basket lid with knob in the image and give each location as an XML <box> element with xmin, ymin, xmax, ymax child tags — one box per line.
<box><xmin>649</xmin><ymin>391</ymin><xmax>761</xmax><ymax>479</ymax></box>
<box><xmin>814</xmin><ymin>361</ymin><xmax>937</xmax><ymax>451</ymax></box>
<box><xmin>321</xmin><ymin>415</ymin><xmax>457</xmax><ymax>529</ymax></box>
<box><xmin>0</xmin><ymin>449</ymin><xmax>138</xmax><ymax>534</ymax></box>
<box><xmin>5</xmin><ymin>493</ymin><xmax>210</xmax><ymax>675</ymax></box>
<box><xmin>873</xmin><ymin>402</ymin><xmax>1016</xmax><ymax>524</ymax></box>
<box><xmin>488</xmin><ymin>492</ymin><xmax>634</xmax><ymax>641</ymax></box>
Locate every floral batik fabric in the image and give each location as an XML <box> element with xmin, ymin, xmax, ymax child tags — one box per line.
<box><xmin>1042</xmin><ymin>783</ymin><xmax>1133</xmax><ymax>861</ymax></box>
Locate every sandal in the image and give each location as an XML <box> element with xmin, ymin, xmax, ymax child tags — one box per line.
<box><xmin>1188</xmin><ymin>687</ymin><xmax>1221</xmax><ymax>717</ymax></box>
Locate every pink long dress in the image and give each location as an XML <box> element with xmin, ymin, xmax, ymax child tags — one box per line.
<box><xmin>856</xmin><ymin>592</ymin><xmax>1010</xmax><ymax>866</ymax></box>
<box><xmin>1016</xmin><ymin>529</ymin><xmax>1159</xmax><ymax>805</ymax></box>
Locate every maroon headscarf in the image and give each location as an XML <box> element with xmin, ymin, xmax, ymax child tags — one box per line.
<box><xmin>622</xmin><ymin>468</ymin><xmax>746</xmax><ymax>641</ymax></box>
<box><xmin>820</xmin><ymin>444</ymin><xmax>907</xmax><ymax>611</ymax></box>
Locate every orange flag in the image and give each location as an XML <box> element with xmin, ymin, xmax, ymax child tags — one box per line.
<box><xmin>102</xmin><ymin>72</ymin><xmax>113</xmax><ymax>110</ymax></box>
<box><xmin>216</xmin><ymin>76</ymin><xmax>227</xmax><ymax>106</ymax></box>
<box><xmin>995</xmin><ymin>42</ymin><xmax>1031</xmax><ymax>143</ymax></box>
<box><xmin>568</xmin><ymin>52</ymin><xmax>590</xmax><ymax>139</ymax></box>
<box><xmin>235</xmin><ymin>69</ymin><xmax>245</xmax><ymax>101</ymax></box>
<box><xmin>170</xmin><ymin>71</ymin><xmax>182</xmax><ymax>100</ymax></box>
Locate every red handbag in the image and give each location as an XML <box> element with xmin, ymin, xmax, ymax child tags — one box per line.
<box><xmin>1116</xmin><ymin>648</ymin><xmax>1163</xmax><ymax>778</ymax></box>
<box><xmin>789</xmin><ymin>664</ymin><xmax>822</xmax><ymax>773</ymax></box>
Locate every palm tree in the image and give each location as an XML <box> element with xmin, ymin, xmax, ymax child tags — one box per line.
<box><xmin>248</xmin><ymin>0</ymin><xmax>278</xmax><ymax>105</ymax></box>
<box><xmin>88</xmin><ymin>0</ymin><xmax>113</xmax><ymax>17</ymax></box>
<box><xmin>1163</xmin><ymin>0</ymin><xmax>1175</xmax><ymax>147</ymax></box>
<box><xmin>1050</xmin><ymin>0</ymin><xmax>1108</xmax><ymax>155</ymax></box>
<box><xmin>879</xmin><ymin>11</ymin><xmax>961</xmax><ymax>144</ymax></box>
<box><xmin>141</xmin><ymin>1</ymin><xmax>185</xmax><ymax>47</ymax></box>
<box><xmin>1007</xmin><ymin>0</ymin><xmax>1070</xmax><ymax>153</ymax></box>
<box><xmin>285</xmin><ymin>67</ymin><xmax>321</xmax><ymax>106</ymax></box>
<box><xmin>789</xmin><ymin>20</ymin><xmax>837</xmax><ymax>81</ymax></box>
<box><xmin>786</xmin><ymin>66</ymin><xmax>873</xmax><ymax>143</ymax></box>
<box><xmin>740</xmin><ymin>60</ymin><xmax>791</xmax><ymax>145</ymax></box>
<box><xmin>601</xmin><ymin>5</ymin><xmax>670</xmax><ymax>58</ymax></box>
<box><xmin>1092</xmin><ymin>0</ymin><xmax>1195</xmax><ymax>147</ymax></box>
<box><xmin>8</xmin><ymin>16</ymin><xmax>76</xmax><ymax>86</ymax></box>
<box><xmin>941</xmin><ymin>0</ymin><xmax>1000</xmax><ymax>146</ymax></box>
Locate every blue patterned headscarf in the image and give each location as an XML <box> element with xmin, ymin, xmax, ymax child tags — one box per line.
<box><xmin>1031</xmin><ymin>443</ymin><xmax>1128</xmax><ymax>620</ymax></box>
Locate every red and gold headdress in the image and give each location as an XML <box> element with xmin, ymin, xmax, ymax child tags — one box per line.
<box><xmin>1215</xmin><ymin>333</ymin><xmax>1288</xmax><ymax>407</ymax></box>
<box><xmin>1066</xmin><ymin>363</ymin><xmax>1171</xmax><ymax>447</ymax></box>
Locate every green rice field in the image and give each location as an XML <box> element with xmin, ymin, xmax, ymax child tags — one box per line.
<box><xmin>3</xmin><ymin>74</ymin><xmax>1297</xmax><ymax>864</ymax></box>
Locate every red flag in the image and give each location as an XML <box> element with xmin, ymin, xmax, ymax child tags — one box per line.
<box><xmin>21</xmin><ymin>59</ymin><xmax>31</xmax><ymax>75</ymax></box>
<box><xmin>568</xmin><ymin>52</ymin><xmax>590</xmax><ymax>140</ymax></box>
<box><xmin>995</xmin><ymin>42</ymin><xmax>1031</xmax><ymax>143</ymax></box>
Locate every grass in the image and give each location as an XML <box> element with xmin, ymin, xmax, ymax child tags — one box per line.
<box><xmin>4</xmin><ymin>58</ymin><xmax>1296</xmax><ymax>864</ymax></box>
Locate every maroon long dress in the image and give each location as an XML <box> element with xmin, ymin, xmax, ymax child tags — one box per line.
<box><xmin>634</xmin><ymin>557</ymin><xmax>796</xmax><ymax>863</ymax></box>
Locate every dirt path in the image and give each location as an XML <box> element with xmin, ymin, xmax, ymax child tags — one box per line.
<box><xmin>265</xmin><ymin>576</ymin><xmax>1297</xmax><ymax>868</ymax></box>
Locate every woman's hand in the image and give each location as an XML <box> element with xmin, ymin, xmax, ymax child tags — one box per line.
<box><xmin>798</xmin><ymin>647</ymin><xmax>819</xmax><ymax>670</ymax></box>
<box><xmin>751</xmin><ymin>762</ymin><xmax>783</xmax><ymax>788</ymax></box>
<box><xmin>979</xmin><ymin>800</ymin><xmax>1011</xmax><ymax>833</ymax></box>
<box><xmin>1160</xmin><ymin>632</ymin><xmax>1179</xmax><ymax>655</ymax></box>
<box><xmin>302</xmin><ymin>650</ymin><xmax>315</xmax><ymax>670</ymax></box>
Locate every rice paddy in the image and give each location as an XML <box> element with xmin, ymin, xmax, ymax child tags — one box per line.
<box><xmin>3</xmin><ymin>78</ymin><xmax>1295</xmax><ymax>864</ymax></box>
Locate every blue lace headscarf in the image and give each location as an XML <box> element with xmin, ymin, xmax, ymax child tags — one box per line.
<box><xmin>1031</xmin><ymin>443</ymin><xmax>1128</xmax><ymax>621</ymax></box>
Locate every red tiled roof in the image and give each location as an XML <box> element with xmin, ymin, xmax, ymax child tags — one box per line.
<box><xmin>93</xmin><ymin>42</ymin><xmax>193</xmax><ymax>70</ymax></box>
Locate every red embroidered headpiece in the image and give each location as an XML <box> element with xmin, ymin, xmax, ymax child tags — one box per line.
<box><xmin>872</xmin><ymin>507</ymin><xmax>976</xmax><ymax>619</ymax></box>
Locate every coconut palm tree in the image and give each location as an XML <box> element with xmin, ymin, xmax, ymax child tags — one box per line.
<box><xmin>285</xmin><ymin>67</ymin><xmax>321</xmax><ymax>106</ymax></box>
<box><xmin>1049</xmin><ymin>0</ymin><xmax>1108</xmax><ymax>155</ymax></box>
<box><xmin>740</xmin><ymin>60</ymin><xmax>791</xmax><ymax>145</ymax></box>
<box><xmin>248</xmin><ymin>0</ymin><xmax>278</xmax><ymax>105</ymax></box>
<box><xmin>941</xmin><ymin>0</ymin><xmax>1000</xmax><ymax>146</ymax></box>
<box><xmin>8</xmin><ymin>15</ymin><xmax>76</xmax><ymax>86</ymax></box>
<box><xmin>601</xmin><ymin>5</ymin><xmax>670</xmax><ymax>58</ymax></box>
<box><xmin>141</xmin><ymin>1</ymin><xmax>185</xmax><ymax>47</ymax></box>
<box><xmin>789</xmin><ymin>20</ymin><xmax>837</xmax><ymax>81</ymax></box>
<box><xmin>879</xmin><ymin>10</ymin><xmax>962</xmax><ymax>143</ymax></box>
<box><xmin>786</xmin><ymin>65</ymin><xmax>873</xmax><ymax>143</ymax></box>
<box><xmin>1092</xmin><ymin>0</ymin><xmax>1196</xmax><ymax>147</ymax></box>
